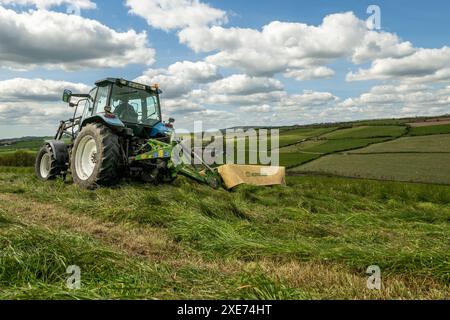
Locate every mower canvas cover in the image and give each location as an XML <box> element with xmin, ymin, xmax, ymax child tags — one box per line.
<box><xmin>218</xmin><ymin>165</ymin><xmax>286</xmax><ymax>190</ymax></box>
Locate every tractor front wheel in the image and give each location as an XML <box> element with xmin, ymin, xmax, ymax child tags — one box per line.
<box><xmin>71</xmin><ymin>123</ymin><xmax>121</xmax><ymax>189</ymax></box>
<box><xmin>35</xmin><ymin>145</ymin><xmax>61</xmax><ymax>181</ymax></box>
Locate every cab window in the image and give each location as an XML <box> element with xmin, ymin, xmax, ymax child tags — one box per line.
<box><xmin>81</xmin><ymin>87</ymin><xmax>97</xmax><ymax>120</ymax></box>
<box><xmin>110</xmin><ymin>84</ymin><xmax>160</xmax><ymax>125</ymax></box>
<box><xmin>93</xmin><ymin>85</ymin><xmax>109</xmax><ymax>114</ymax></box>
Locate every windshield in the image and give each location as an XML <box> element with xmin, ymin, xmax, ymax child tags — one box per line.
<box><xmin>110</xmin><ymin>84</ymin><xmax>161</xmax><ymax>125</ymax></box>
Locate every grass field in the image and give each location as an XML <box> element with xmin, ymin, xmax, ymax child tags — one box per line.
<box><xmin>351</xmin><ymin>134</ymin><xmax>450</xmax><ymax>153</ymax></box>
<box><xmin>1</xmin><ymin>118</ymin><xmax>450</xmax><ymax>300</ymax></box>
<box><xmin>0</xmin><ymin>137</ymin><xmax>49</xmax><ymax>152</ymax></box>
<box><xmin>408</xmin><ymin>124</ymin><xmax>450</xmax><ymax>136</ymax></box>
<box><xmin>278</xmin><ymin>125</ymin><xmax>403</xmax><ymax>168</ymax></box>
<box><xmin>297</xmin><ymin>137</ymin><xmax>390</xmax><ymax>154</ymax></box>
<box><xmin>0</xmin><ymin>150</ymin><xmax>36</xmax><ymax>167</ymax></box>
<box><xmin>321</xmin><ymin>126</ymin><xmax>407</xmax><ymax>140</ymax></box>
<box><xmin>278</xmin><ymin>127</ymin><xmax>337</xmax><ymax>147</ymax></box>
<box><xmin>293</xmin><ymin>153</ymin><xmax>450</xmax><ymax>185</ymax></box>
<box><xmin>279</xmin><ymin>153</ymin><xmax>321</xmax><ymax>168</ymax></box>
<box><xmin>0</xmin><ymin>167</ymin><xmax>449</xmax><ymax>299</ymax></box>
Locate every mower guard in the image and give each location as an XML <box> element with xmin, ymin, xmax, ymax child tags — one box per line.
<box><xmin>217</xmin><ymin>164</ymin><xmax>286</xmax><ymax>190</ymax></box>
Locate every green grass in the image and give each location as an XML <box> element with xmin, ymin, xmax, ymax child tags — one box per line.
<box><xmin>322</xmin><ymin>126</ymin><xmax>407</xmax><ymax>140</ymax></box>
<box><xmin>0</xmin><ymin>151</ymin><xmax>37</xmax><ymax>167</ymax></box>
<box><xmin>0</xmin><ymin>168</ymin><xmax>449</xmax><ymax>299</ymax></box>
<box><xmin>279</xmin><ymin>153</ymin><xmax>321</xmax><ymax>168</ymax></box>
<box><xmin>301</xmin><ymin>138</ymin><xmax>389</xmax><ymax>154</ymax></box>
<box><xmin>0</xmin><ymin>137</ymin><xmax>49</xmax><ymax>152</ymax></box>
<box><xmin>278</xmin><ymin>127</ymin><xmax>337</xmax><ymax>147</ymax></box>
<box><xmin>2</xmin><ymin>121</ymin><xmax>450</xmax><ymax>299</ymax></box>
<box><xmin>293</xmin><ymin>153</ymin><xmax>450</xmax><ymax>185</ymax></box>
<box><xmin>351</xmin><ymin>134</ymin><xmax>450</xmax><ymax>153</ymax></box>
<box><xmin>408</xmin><ymin>124</ymin><xmax>450</xmax><ymax>136</ymax></box>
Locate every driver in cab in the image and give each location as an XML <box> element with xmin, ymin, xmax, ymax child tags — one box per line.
<box><xmin>113</xmin><ymin>100</ymin><xmax>139</xmax><ymax>123</ymax></box>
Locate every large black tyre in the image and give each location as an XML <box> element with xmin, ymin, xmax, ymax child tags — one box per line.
<box><xmin>35</xmin><ymin>145</ymin><xmax>61</xmax><ymax>181</ymax></box>
<box><xmin>71</xmin><ymin>123</ymin><xmax>121</xmax><ymax>189</ymax></box>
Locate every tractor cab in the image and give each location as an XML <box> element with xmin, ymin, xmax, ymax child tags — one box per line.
<box><xmin>64</xmin><ymin>78</ymin><xmax>172</xmax><ymax>139</ymax></box>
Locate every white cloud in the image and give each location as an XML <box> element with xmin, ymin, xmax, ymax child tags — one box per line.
<box><xmin>0</xmin><ymin>101</ymin><xmax>71</xmax><ymax>126</ymax></box>
<box><xmin>347</xmin><ymin>47</ymin><xmax>450</xmax><ymax>82</ymax></box>
<box><xmin>0</xmin><ymin>6</ymin><xmax>155</xmax><ymax>70</ymax></box>
<box><xmin>0</xmin><ymin>78</ymin><xmax>92</xmax><ymax>128</ymax></box>
<box><xmin>352</xmin><ymin>31</ymin><xmax>414</xmax><ymax>64</ymax></box>
<box><xmin>283</xmin><ymin>66</ymin><xmax>335</xmax><ymax>81</ymax></box>
<box><xmin>126</xmin><ymin>0</ymin><xmax>227</xmax><ymax>31</ymax></box>
<box><xmin>279</xmin><ymin>91</ymin><xmax>338</xmax><ymax>109</ymax></box>
<box><xmin>178</xmin><ymin>12</ymin><xmax>413</xmax><ymax>78</ymax></box>
<box><xmin>328</xmin><ymin>84</ymin><xmax>450</xmax><ymax>120</ymax></box>
<box><xmin>0</xmin><ymin>0</ymin><xmax>96</xmax><ymax>9</ymax></box>
<box><xmin>135</xmin><ymin>61</ymin><xmax>221</xmax><ymax>99</ymax></box>
<box><xmin>167</xmin><ymin>61</ymin><xmax>220</xmax><ymax>83</ymax></box>
<box><xmin>207</xmin><ymin>74</ymin><xmax>283</xmax><ymax>95</ymax></box>
<box><xmin>188</xmin><ymin>74</ymin><xmax>285</xmax><ymax>107</ymax></box>
<box><xmin>0</xmin><ymin>78</ymin><xmax>91</xmax><ymax>102</ymax></box>
<box><xmin>239</xmin><ymin>105</ymin><xmax>272</xmax><ymax>113</ymax></box>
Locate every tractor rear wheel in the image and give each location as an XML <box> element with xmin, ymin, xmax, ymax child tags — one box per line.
<box><xmin>35</xmin><ymin>145</ymin><xmax>61</xmax><ymax>181</ymax></box>
<box><xmin>71</xmin><ymin>123</ymin><xmax>121</xmax><ymax>189</ymax></box>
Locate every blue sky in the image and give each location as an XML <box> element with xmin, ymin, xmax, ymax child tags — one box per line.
<box><xmin>0</xmin><ymin>0</ymin><xmax>449</xmax><ymax>138</ymax></box>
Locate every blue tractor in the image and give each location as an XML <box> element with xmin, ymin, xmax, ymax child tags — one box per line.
<box><xmin>35</xmin><ymin>78</ymin><xmax>220</xmax><ymax>189</ymax></box>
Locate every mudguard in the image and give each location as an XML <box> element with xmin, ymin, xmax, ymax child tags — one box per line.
<box><xmin>150</xmin><ymin>121</ymin><xmax>172</xmax><ymax>138</ymax></box>
<box><xmin>46</xmin><ymin>140</ymin><xmax>69</xmax><ymax>168</ymax></box>
<box><xmin>81</xmin><ymin>114</ymin><xmax>125</xmax><ymax>129</ymax></box>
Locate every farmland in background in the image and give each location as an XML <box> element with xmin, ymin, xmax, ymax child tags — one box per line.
<box><xmin>408</xmin><ymin>124</ymin><xmax>450</xmax><ymax>136</ymax></box>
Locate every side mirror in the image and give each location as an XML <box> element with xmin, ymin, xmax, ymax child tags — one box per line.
<box><xmin>62</xmin><ymin>89</ymin><xmax>72</xmax><ymax>104</ymax></box>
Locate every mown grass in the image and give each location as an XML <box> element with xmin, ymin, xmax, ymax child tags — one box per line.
<box><xmin>0</xmin><ymin>168</ymin><xmax>449</xmax><ymax>299</ymax></box>
<box><xmin>0</xmin><ymin>203</ymin><xmax>307</xmax><ymax>300</ymax></box>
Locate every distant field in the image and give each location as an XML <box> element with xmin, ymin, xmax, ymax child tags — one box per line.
<box><xmin>353</xmin><ymin>119</ymin><xmax>411</xmax><ymax>126</ymax></box>
<box><xmin>351</xmin><ymin>134</ymin><xmax>450</xmax><ymax>153</ymax></box>
<box><xmin>321</xmin><ymin>126</ymin><xmax>407</xmax><ymax>140</ymax></box>
<box><xmin>282</xmin><ymin>137</ymin><xmax>392</xmax><ymax>153</ymax></box>
<box><xmin>293</xmin><ymin>153</ymin><xmax>450</xmax><ymax>185</ymax></box>
<box><xmin>278</xmin><ymin>127</ymin><xmax>337</xmax><ymax>147</ymax></box>
<box><xmin>279</xmin><ymin>152</ymin><xmax>320</xmax><ymax>168</ymax></box>
<box><xmin>277</xmin><ymin>125</ymin><xmax>407</xmax><ymax>168</ymax></box>
<box><xmin>408</xmin><ymin>118</ymin><xmax>450</xmax><ymax>127</ymax></box>
<box><xmin>408</xmin><ymin>124</ymin><xmax>450</xmax><ymax>136</ymax></box>
<box><xmin>0</xmin><ymin>138</ymin><xmax>48</xmax><ymax>151</ymax></box>
<box><xmin>299</xmin><ymin>137</ymin><xmax>389</xmax><ymax>154</ymax></box>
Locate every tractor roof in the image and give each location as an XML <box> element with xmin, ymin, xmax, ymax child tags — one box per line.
<box><xmin>95</xmin><ymin>78</ymin><xmax>162</xmax><ymax>94</ymax></box>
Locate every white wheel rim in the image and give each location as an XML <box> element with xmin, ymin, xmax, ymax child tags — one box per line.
<box><xmin>75</xmin><ymin>136</ymin><xmax>98</xmax><ymax>181</ymax></box>
<box><xmin>40</xmin><ymin>153</ymin><xmax>51</xmax><ymax>178</ymax></box>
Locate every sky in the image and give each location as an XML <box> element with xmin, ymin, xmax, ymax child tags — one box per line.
<box><xmin>0</xmin><ymin>0</ymin><xmax>449</xmax><ymax>138</ymax></box>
